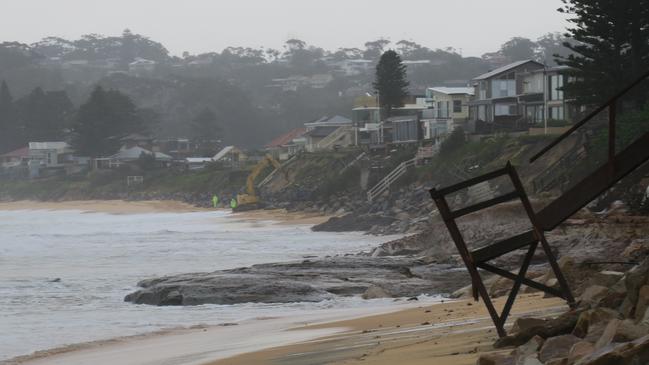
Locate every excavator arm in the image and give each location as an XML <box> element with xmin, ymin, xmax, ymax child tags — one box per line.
<box><xmin>245</xmin><ymin>155</ymin><xmax>281</xmax><ymax>196</ymax></box>
<box><xmin>235</xmin><ymin>154</ymin><xmax>281</xmax><ymax>211</ymax></box>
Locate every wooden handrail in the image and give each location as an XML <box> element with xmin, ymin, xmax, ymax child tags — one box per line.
<box><xmin>530</xmin><ymin>69</ymin><xmax>649</xmax><ymax>163</ymax></box>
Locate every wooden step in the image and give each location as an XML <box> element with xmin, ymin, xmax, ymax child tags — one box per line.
<box><xmin>471</xmin><ymin>230</ymin><xmax>538</xmax><ymax>264</ymax></box>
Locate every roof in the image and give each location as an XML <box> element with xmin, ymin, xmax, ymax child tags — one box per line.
<box><xmin>120</xmin><ymin>133</ymin><xmax>153</xmax><ymax>141</ymax></box>
<box><xmin>213</xmin><ymin>146</ymin><xmax>243</xmax><ymax>161</ymax></box>
<box><xmin>266</xmin><ymin>128</ymin><xmax>307</xmax><ymax>148</ymax></box>
<box><xmin>304</xmin><ymin>126</ymin><xmax>339</xmax><ymax>138</ymax></box>
<box><xmin>387</xmin><ymin>116</ymin><xmax>418</xmax><ymax>122</ymax></box>
<box><xmin>304</xmin><ymin>115</ymin><xmax>352</xmax><ymax>128</ymax></box>
<box><xmin>186</xmin><ymin>157</ymin><xmax>213</xmax><ymax>163</ymax></box>
<box><xmin>28</xmin><ymin>142</ymin><xmax>70</xmax><ymax>151</ymax></box>
<box><xmin>428</xmin><ymin>87</ymin><xmax>474</xmax><ymax>96</ymax></box>
<box><xmin>110</xmin><ymin>146</ymin><xmax>153</xmax><ymax>160</ymax></box>
<box><xmin>0</xmin><ymin>146</ymin><xmax>29</xmax><ymax>158</ymax></box>
<box><xmin>154</xmin><ymin>152</ymin><xmax>172</xmax><ymax>161</ymax></box>
<box><xmin>473</xmin><ymin>60</ymin><xmax>543</xmax><ymax>81</ymax></box>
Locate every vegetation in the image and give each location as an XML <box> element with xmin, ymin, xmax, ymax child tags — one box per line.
<box><xmin>558</xmin><ymin>0</ymin><xmax>649</xmax><ymax>106</ymax></box>
<box><xmin>439</xmin><ymin>127</ymin><xmax>466</xmax><ymax>157</ymax></box>
<box><xmin>0</xmin><ymin>30</ymin><xmax>577</xmax><ymax>155</ymax></box>
<box><xmin>373</xmin><ymin>50</ymin><xmax>409</xmax><ymax>117</ymax></box>
<box><xmin>71</xmin><ymin>86</ymin><xmax>148</xmax><ymax>157</ymax></box>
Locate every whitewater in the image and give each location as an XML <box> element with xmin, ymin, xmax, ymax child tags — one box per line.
<box><xmin>0</xmin><ymin>208</ymin><xmax>405</xmax><ymax>361</ymax></box>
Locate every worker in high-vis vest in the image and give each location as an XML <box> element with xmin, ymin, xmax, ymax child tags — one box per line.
<box><xmin>230</xmin><ymin>197</ymin><xmax>238</xmax><ymax>209</ymax></box>
<box><xmin>212</xmin><ymin>195</ymin><xmax>219</xmax><ymax>208</ymax></box>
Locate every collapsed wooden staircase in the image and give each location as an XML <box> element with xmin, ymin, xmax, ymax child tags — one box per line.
<box><xmin>430</xmin><ymin>69</ymin><xmax>649</xmax><ymax>337</ymax></box>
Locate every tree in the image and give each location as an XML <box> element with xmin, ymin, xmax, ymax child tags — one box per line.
<box><xmin>192</xmin><ymin>107</ymin><xmax>221</xmax><ymax>141</ymax></box>
<box><xmin>558</xmin><ymin>0</ymin><xmax>649</xmax><ymax>106</ymax></box>
<box><xmin>395</xmin><ymin>40</ymin><xmax>422</xmax><ymax>59</ymax></box>
<box><xmin>71</xmin><ymin>86</ymin><xmax>143</xmax><ymax>157</ymax></box>
<box><xmin>16</xmin><ymin>87</ymin><xmax>73</xmax><ymax>142</ymax></box>
<box><xmin>0</xmin><ymin>80</ymin><xmax>20</xmax><ymax>153</ymax></box>
<box><xmin>364</xmin><ymin>39</ymin><xmax>391</xmax><ymax>60</ymax></box>
<box><xmin>373</xmin><ymin>50</ymin><xmax>409</xmax><ymax>117</ymax></box>
<box><xmin>192</xmin><ymin>107</ymin><xmax>222</xmax><ymax>155</ymax></box>
<box><xmin>500</xmin><ymin>37</ymin><xmax>537</xmax><ymax>61</ymax></box>
<box><xmin>536</xmin><ymin>33</ymin><xmax>574</xmax><ymax>65</ymax></box>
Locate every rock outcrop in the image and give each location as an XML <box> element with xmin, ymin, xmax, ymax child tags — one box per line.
<box><xmin>124</xmin><ymin>257</ymin><xmax>467</xmax><ymax>306</ymax></box>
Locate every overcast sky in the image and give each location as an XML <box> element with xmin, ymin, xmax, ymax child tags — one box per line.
<box><xmin>3</xmin><ymin>0</ymin><xmax>570</xmax><ymax>57</ymax></box>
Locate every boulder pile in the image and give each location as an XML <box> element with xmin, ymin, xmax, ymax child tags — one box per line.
<box><xmin>477</xmin><ymin>257</ymin><xmax>649</xmax><ymax>365</ymax></box>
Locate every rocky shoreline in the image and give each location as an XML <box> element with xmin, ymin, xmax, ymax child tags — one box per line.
<box><xmin>124</xmin><ymin>256</ymin><xmax>466</xmax><ymax>306</ymax></box>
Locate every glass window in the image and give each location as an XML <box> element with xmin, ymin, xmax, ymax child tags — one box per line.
<box><xmin>453</xmin><ymin>100</ymin><xmax>462</xmax><ymax>113</ymax></box>
<box><xmin>550</xmin><ymin>106</ymin><xmax>564</xmax><ymax>120</ymax></box>
<box><xmin>550</xmin><ymin>75</ymin><xmax>564</xmax><ymax>100</ymax></box>
<box><xmin>478</xmin><ymin>105</ymin><xmax>486</xmax><ymax>121</ymax></box>
<box><xmin>495</xmin><ymin>104</ymin><xmax>518</xmax><ymax>116</ymax></box>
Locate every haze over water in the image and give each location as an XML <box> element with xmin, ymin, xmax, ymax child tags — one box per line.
<box><xmin>0</xmin><ymin>209</ymin><xmax>399</xmax><ymax>360</ymax></box>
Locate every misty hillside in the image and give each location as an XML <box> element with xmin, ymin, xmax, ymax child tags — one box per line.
<box><xmin>0</xmin><ymin>31</ymin><xmax>572</xmax><ymax>148</ymax></box>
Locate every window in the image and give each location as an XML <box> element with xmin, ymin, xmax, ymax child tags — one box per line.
<box><xmin>478</xmin><ymin>105</ymin><xmax>486</xmax><ymax>121</ymax></box>
<box><xmin>393</xmin><ymin>120</ymin><xmax>418</xmax><ymax>142</ymax></box>
<box><xmin>491</xmin><ymin>79</ymin><xmax>516</xmax><ymax>98</ymax></box>
<box><xmin>437</xmin><ymin>101</ymin><xmax>449</xmax><ymax>118</ymax></box>
<box><xmin>453</xmin><ymin>100</ymin><xmax>462</xmax><ymax>113</ymax></box>
<box><xmin>525</xmin><ymin>105</ymin><xmax>544</xmax><ymax>123</ymax></box>
<box><xmin>550</xmin><ymin>75</ymin><xmax>564</xmax><ymax>100</ymax></box>
<box><xmin>479</xmin><ymin>82</ymin><xmax>487</xmax><ymax>100</ymax></box>
<box><xmin>550</xmin><ymin>106</ymin><xmax>564</xmax><ymax>120</ymax></box>
<box><xmin>495</xmin><ymin>104</ymin><xmax>517</xmax><ymax>116</ymax></box>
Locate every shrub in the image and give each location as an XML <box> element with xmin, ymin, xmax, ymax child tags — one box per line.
<box><xmin>439</xmin><ymin>127</ymin><xmax>466</xmax><ymax>157</ymax></box>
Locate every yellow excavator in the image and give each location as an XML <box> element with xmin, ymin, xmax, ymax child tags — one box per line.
<box><xmin>234</xmin><ymin>154</ymin><xmax>282</xmax><ymax>211</ymax></box>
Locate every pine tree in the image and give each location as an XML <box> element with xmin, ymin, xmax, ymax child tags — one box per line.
<box><xmin>558</xmin><ymin>0</ymin><xmax>649</xmax><ymax>106</ymax></box>
<box><xmin>17</xmin><ymin>87</ymin><xmax>73</xmax><ymax>142</ymax></box>
<box><xmin>373</xmin><ymin>50</ymin><xmax>409</xmax><ymax>117</ymax></box>
<box><xmin>0</xmin><ymin>80</ymin><xmax>19</xmax><ymax>153</ymax></box>
<box><xmin>71</xmin><ymin>86</ymin><xmax>142</xmax><ymax>158</ymax></box>
<box><xmin>192</xmin><ymin>107</ymin><xmax>222</xmax><ymax>154</ymax></box>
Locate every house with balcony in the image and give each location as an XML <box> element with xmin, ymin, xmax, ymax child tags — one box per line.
<box><xmin>352</xmin><ymin>95</ymin><xmax>429</xmax><ymax>148</ymax></box>
<box><xmin>265</xmin><ymin>128</ymin><xmax>307</xmax><ymax>160</ymax></box>
<box><xmin>303</xmin><ymin>115</ymin><xmax>353</xmax><ymax>152</ymax></box>
<box><xmin>422</xmin><ymin>87</ymin><xmax>474</xmax><ymax>140</ymax></box>
<box><xmin>468</xmin><ymin>60</ymin><xmax>544</xmax><ymax>133</ymax></box>
<box><xmin>517</xmin><ymin>65</ymin><xmax>576</xmax><ymax>133</ymax></box>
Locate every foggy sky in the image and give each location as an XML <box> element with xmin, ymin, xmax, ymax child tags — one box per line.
<box><xmin>2</xmin><ymin>0</ymin><xmax>570</xmax><ymax>57</ymax></box>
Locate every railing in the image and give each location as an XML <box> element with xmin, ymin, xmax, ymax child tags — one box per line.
<box><xmin>257</xmin><ymin>155</ymin><xmax>296</xmax><ymax>188</ymax></box>
<box><xmin>367</xmin><ymin>158</ymin><xmax>416</xmax><ymax>202</ymax></box>
<box><xmin>339</xmin><ymin>151</ymin><xmax>366</xmax><ymax>175</ymax></box>
<box><xmin>316</xmin><ymin>126</ymin><xmax>352</xmax><ymax>150</ymax></box>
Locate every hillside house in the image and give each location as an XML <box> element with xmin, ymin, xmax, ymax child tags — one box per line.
<box><xmin>334</xmin><ymin>59</ymin><xmax>374</xmax><ymax>76</ymax></box>
<box><xmin>0</xmin><ymin>146</ymin><xmax>29</xmax><ymax>168</ymax></box>
<box><xmin>422</xmin><ymin>87</ymin><xmax>474</xmax><ymax>140</ymax></box>
<box><xmin>352</xmin><ymin>96</ymin><xmax>429</xmax><ymax>148</ymax></box>
<box><xmin>265</xmin><ymin>128</ymin><xmax>306</xmax><ymax>160</ymax></box>
<box><xmin>95</xmin><ymin>146</ymin><xmax>172</xmax><ymax>169</ymax></box>
<box><xmin>154</xmin><ymin>138</ymin><xmax>196</xmax><ymax>159</ymax></box>
<box><xmin>129</xmin><ymin>58</ymin><xmax>156</xmax><ymax>75</ymax></box>
<box><xmin>390</xmin><ymin>116</ymin><xmax>421</xmax><ymax>144</ymax></box>
<box><xmin>303</xmin><ymin>116</ymin><xmax>353</xmax><ymax>152</ymax></box>
<box><xmin>468</xmin><ymin>60</ymin><xmax>544</xmax><ymax>133</ymax></box>
<box><xmin>28</xmin><ymin>142</ymin><xmax>75</xmax><ymax>168</ymax></box>
<box><xmin>212</xmin><ymin>146</ymin><xmax>247</xmax><ymax>167</ymax></box>
<box><xmin>121</xmin><ymin>133</ymin><xmax>155</xmax><ymax>151</ymax></box>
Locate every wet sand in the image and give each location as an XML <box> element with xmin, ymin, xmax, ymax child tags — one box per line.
<box><xmin>0</xmin><ymin>200</ymin><xmax>204</xmax><ymax>214</ymax></box>
<box><xmin>207</xmin><ymin>293</ymin><xmax>567</xmax><ymax>365</ymax></box>
<box><xmin>0</xmin><ymin>200</ymin><xmax>333</xmax><ymax>224</ymax></box>
<box><xmin>4</xmin><ymin>301</ymin><xmax>435</xmax><ymax>365</ymax></box>
<box><xmin>4</xmin><ymin>294</ymin><xmax>566</xmax><ymax>365</ymax></box>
